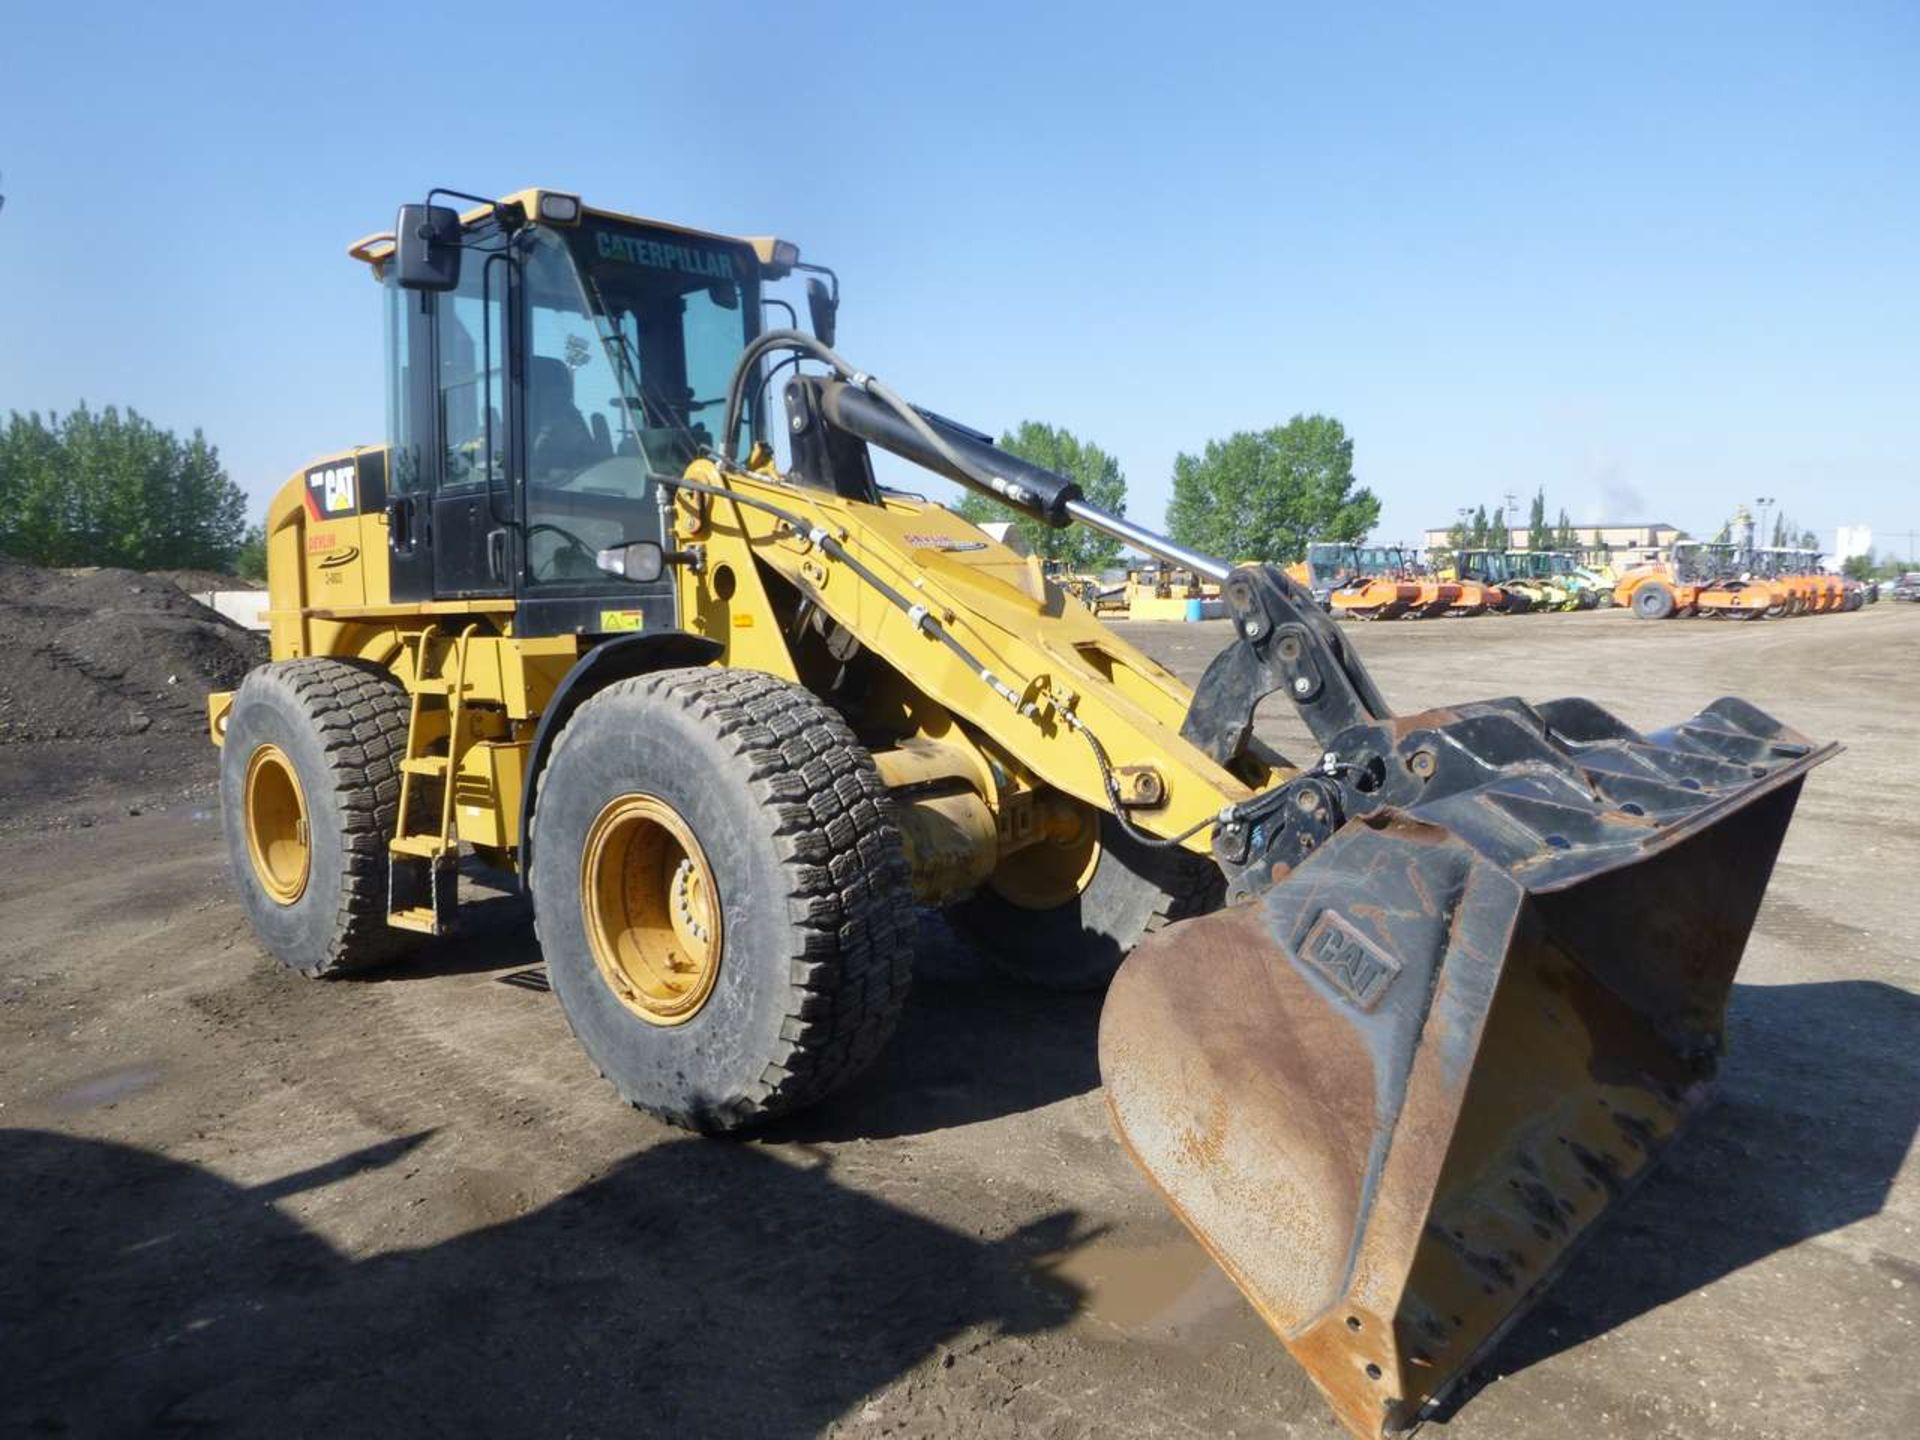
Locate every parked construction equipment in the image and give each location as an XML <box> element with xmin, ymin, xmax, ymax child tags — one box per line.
<box><xmin>209</xmin><ymin>188</ymin><xmax>1835</xmax><ymax>1438</ymax></box>
<box><xmin>1615</xmin><ymin>540</ymin><xmax>1738</xmax><ymax>618</ymax></box>
<box><xmin>1287</xmin><ymin>542</ymin><xmax>1360</xmax><ymax>610</ymax></box>
<box><xmin>1327</xmin><ymin>545</ymin><xmax>1459</xmax><ymax>620</ymax></box>
<box><xmin>1448</xmin><ymin>549</ymin><xmax>1533</xmax><ymax>613</ymax></box>
<box><xmin>1121</xmin><ymin>562</ymin><xmax>1221</xmax><ymax>620</ymax></box>
<box><xmin>1629</xmin><ymin>543</ymin><xmax>1861</xmax><ymax>622</ymax></box>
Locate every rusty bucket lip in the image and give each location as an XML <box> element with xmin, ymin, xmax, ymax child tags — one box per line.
<box><xmin>1520</xmin><ymin>737</ymin><xmax>1839</xmax><ymax>894</ymax></box>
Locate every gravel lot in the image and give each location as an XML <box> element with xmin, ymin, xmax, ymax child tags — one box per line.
<box><xmin>3</xmin><ymin>603</ymin><xmax>1915</xmax><ymax>1438</ymax></box>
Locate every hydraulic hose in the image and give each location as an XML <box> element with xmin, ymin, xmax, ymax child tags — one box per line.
<box><xmin>667</xmin><ymin>464</ymin><xmax>1228</xmax><ymax>850</ymax></box>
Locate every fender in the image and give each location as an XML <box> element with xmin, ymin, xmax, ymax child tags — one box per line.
<box><xmin>516</xmin><ymin>630</ymin><xmax>724</xmax><ymax>885</ymax></box>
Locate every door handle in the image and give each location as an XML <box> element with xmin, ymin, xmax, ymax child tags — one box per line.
<box><xmin>386</xmin><ymin>497</ymin><xmax>412</xmax><ymax>552</ymax></box>
<box><xmin>487</xmin><ymin>527</ymin><xmax>510</xmax><ymax>583</ymax></box>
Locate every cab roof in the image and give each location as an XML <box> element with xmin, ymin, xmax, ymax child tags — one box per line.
<box><xmin>346</xmin><ymin>186</ymin><xmax>795</xmax><ymax>279</ymax></box>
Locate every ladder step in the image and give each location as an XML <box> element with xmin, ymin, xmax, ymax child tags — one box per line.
<box><xmin>400</xmin><ymin>755</ymin><xmax>450</xmax><ymax>776</ymax></box>
<box><xmin>411</xmin><ymin>678</ymin><xmax>465</xmax><ymax>697</ymax></box>
<box><xmin>387</xmin><ymin>851</ymin><xmax>457</xmax><ymax>935</ymax></box>
<box><xmin>389</xmin><ymin>833</ymin><xmax>452</xmax><ymax>859</ymax></box>
<box><xmin>387</xmin><ymin>905</ymin><xmax>445</xmax><ymax>936</ymax></box>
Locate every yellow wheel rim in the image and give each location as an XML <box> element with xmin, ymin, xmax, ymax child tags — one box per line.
<box><xmin>581</xmin><ymin>794</ymin><xmax>723</xmax><ymax>1026</ymax></box>
<box><xmin>990</xmin><ymin>804</ymin><xmax>1101</xmax><ymax>911</ymax></box>
<box><xmin>244</xmin><ymin>744</ymin><xmax>310</xmax><ymax>905</ymax></box>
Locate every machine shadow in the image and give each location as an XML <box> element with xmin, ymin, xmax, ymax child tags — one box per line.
<box><xmin>1454</xmin><ymin>977</ymin><xmax>1919</xmax><ymax>1404</ymax></box>
<box><xmin>765</xmin><ymin>913</ymin><xmax>1106</xmax><ymax>1143</ymax></box>
<box><xmin>378</xmin><ymin>879</ymin><xmax>1109</xmax><ymax>1139</ymax></box>
<box><xmin>1</xmin><ymin>1126</ymin><xmax>1091</xmax><ymax>1437</ymax></box>
<box><xmin>351</xmin><ymin>866</ymin><xmax>543</xmax><ymax>982</ymax></box>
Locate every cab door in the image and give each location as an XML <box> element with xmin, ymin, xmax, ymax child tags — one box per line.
<box><xmin>384</xmin><ymin>242</ymin><xmax>519</xmax><ymax>603</ymax></box>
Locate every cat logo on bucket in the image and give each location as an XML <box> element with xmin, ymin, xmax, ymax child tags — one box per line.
<box><xmin>1297</xmin><ymin>910</ymin><xmax>1400</xmax><ymax>1010</ymax></box>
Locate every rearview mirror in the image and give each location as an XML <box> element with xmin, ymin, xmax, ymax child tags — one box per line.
<box><xmin>806</xmin><ymin>276</ymin><xmax>837</xmax><ymax>349</ymax></box>
<box><xmin>394</xmin><ymin>203</ymin><xmax>463</xmax><ymax>292</ymax></box>
<box><xmin>596</xmin><ymin>539</ymin><xmax>666</xmax><ymax>583</ymax></box>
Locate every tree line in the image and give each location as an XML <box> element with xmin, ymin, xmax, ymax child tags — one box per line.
<box><xmin>0</xmin><ymin>406</ymin><xmax>252</xmax><ymax>572</ymax></box>
<box><xmin>955</xmin><ymin>414</ymin><xmax>1378</xmax><ymax>570</ymax></box>
<box><xmin>1434</xmin><ymin>488</ymin><xmax>1581</xmax><ymax>564</ymax></box>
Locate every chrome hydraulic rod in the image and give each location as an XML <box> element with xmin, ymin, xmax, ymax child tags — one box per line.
<box><xmin>1062</xmin><ymin>499</ymin><xmax>1230</xmax><ymax>583</ymax></box>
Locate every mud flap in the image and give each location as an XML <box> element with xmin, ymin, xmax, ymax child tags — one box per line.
<box><xmin>1099</xmin><ymin>696</ymin><xmax>1835</xmax><ymax>1438</ymax></box>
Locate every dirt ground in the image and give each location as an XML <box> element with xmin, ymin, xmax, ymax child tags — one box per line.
<box><xmin>3</xmin><ymin>604</ymin><xmax>1916</xmax><ymax>1439</ymax></box>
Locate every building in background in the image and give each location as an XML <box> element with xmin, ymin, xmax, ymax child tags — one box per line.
<box><xmin>1420</xmin><ymin>521</ymin><xmax>1679</xmax><ymax>564</ymax></box>
<box><xmin>1833</xmin><ymin>525</ymin><xmax>1873</xmax><ymax>564</ymax></box>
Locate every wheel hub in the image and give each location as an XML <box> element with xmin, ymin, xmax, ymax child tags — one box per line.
<box><xmin>244</xmin><ymin>743</ymin><xmax>310</xmax><ymax>905</ymax></box>
<box><xmin>581</xmin><ymin>794</ymin><xmax>723</xmax><ymax>1026</ymax></box>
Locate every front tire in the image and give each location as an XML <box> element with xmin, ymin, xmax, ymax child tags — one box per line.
<box><xmin>220</xmin><ymin>659</ymin><xmax>415</xmax><ymax>977</ymax></box>
<box><xmin>949</xmin><ymin>811</ymin><xmax>1224</xmax><ymax>992</ymax></box>
<box><xmin>1633</xmin><ymin>582</ymin><xmax>1677</xmax><ymax>620</ymax></box>
<box><xmin>530</xmin><ymin>668</ymin><xmax>914</xmax><ymax>1132</ymax></box>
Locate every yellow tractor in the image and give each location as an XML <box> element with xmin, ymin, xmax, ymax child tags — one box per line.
<box><xmin>211</xmin><ymin>187</ymin><xmax>1834</xmax><ymax>1438</ymax></box>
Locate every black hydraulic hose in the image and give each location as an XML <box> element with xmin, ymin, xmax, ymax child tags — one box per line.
<box><xmin>721</xmin><ymin>330</ymin><xmax>1062</xmax><ymax>520</ymax></box>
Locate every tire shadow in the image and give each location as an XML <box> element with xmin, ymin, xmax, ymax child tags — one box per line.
<box><xmin>1</xmin><ymin>1127</ymin><xmax>1091</xmax><ymax>1436</ymax></box>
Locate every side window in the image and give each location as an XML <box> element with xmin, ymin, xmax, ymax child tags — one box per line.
<box><xmin>682</xmin><ymin>285</ymin><xmax>751</xmax><ymax>459</ymax></box>
<box><xmin>384</xmin><ymin>276</ymin><xmax>424</xmax><ymax>495</ymax></box>
<box><xmin>437</xmin><ymin>254</ymin><xmax>507</xmax><ymax>492</ymax></box>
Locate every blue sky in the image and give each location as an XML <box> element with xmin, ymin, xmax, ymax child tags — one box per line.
<box><xmin>3</xmin><ymin>2</ymin><xmax>1915</xmax><ymax>559</ymax></box>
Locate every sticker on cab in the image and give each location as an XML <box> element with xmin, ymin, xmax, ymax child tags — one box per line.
<box><xmin>305</xmin><ymin>462</ymin><xmax>358</xmax><ymax>518</ymax></box>
<box><xmin>599</xmin><ymin>610</ymin><xmax>645</xmax><ymax>633</ymax></box>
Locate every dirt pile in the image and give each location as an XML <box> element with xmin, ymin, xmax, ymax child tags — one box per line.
<box><xmin>0</xmin><ymin>556</ymin><xmax>267</xmax><ymax>746</ymax></box>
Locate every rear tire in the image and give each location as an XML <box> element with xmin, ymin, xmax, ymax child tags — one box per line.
<box><xmin>1633</xmin><ymin>582</ymin><xmax>1676</xmax><ymax>620</ymax></box>
<box><xmin>220</xmin><ymin>659</ymin><xmax>415</xmax><ymax>977</ymax></box>
<box><xmin>949</xmin><ymin>813</ymin><xmax>1225</xmax><ymax>992</ymax></box>
<box><xmin>530</xmin><ymin>668</ymin><xmax>914</xmax><ymax>1132</ymax></box>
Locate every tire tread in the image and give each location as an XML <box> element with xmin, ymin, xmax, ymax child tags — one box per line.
<box><xmin>533</xmin><ymin>667</ymin><xmax>912</xmax><ymax>1129</ymax></box>
<box><xmin>231</xmin><ymin>658</ymin><xmax>412</xmax><ymax>976</ymax></box>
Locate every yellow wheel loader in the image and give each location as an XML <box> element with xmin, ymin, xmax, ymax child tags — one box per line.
<box><xmin>210</xmin><ymin>187</ymin><xmax>1835</xmax><ymax>1438</ymax></box>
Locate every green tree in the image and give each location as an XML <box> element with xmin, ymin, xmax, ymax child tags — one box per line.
<box><xmin>1164</xmin><ymin>415</ymin><xmax>1378</xmax><ymax>563</ymax></box>
<box><xmin>234</xmin><ymin>523</ymin><xmax>268</xmax><ymax>581</ymax></box>
<box><xmin>1798</xmin><ymin>529</ymin><xmax>1819</xmax><ymax>552</ymax></box>
<box><xmin>953</xmin><ymin>420</ymin><xmax>1127</xmax><ymax>570</ymax></box>
<box><xmin>1527</xmin><ymin>487</ymin><xmax>1550</xmax><ymax>549</ymax></box>
<box><xmin>1488</xmin><ymin>506</ymin><xmax>1508</xmax><ymax>551</ymax></box>
<box><xmin>1469</xmin><ymin>505</ymin><xmax>1490</xmax><ymax>549</ymax></box>
<box><xmin>0</xmin><ymin>410</ymin><xmax>64</xmax><ymax>561</ymax></box>
<box><xmin>1842</xmin><ymin>551</ymin><xmax>1875</xmax><ymax>581</ymax></box>
<box><xmin>1554</xmin><ymin>507</ymin><xmax>1577</xmax><ymax>550</ymax></box>
<box><xmin>0</xmin><ymin>405</ymin><xmax>248</xmax><ymax>569</ymax></box>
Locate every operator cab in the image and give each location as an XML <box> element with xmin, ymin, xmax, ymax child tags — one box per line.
<box><xmin>360</xmin><ymin>188</ymin><xmax>820</xmax><ymax>637</ymax></box>
<box><xmin>1351</xmin><ymin>545</ymin><xmax>1406</xmax><ymax>577</ymax></box>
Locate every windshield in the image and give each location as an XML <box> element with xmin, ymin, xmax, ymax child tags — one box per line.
<box><xmin>1306</xmin><ymin>543</ymin><xmax>1355</xmax><ymax>582</ymax></box>
<box><xmin>522</xmin><ymin>220</ymin><xmax>760</xmax><ymax>586</ymax></box>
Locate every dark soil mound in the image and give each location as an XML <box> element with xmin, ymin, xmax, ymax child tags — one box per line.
<box><xmin>0</xmin><ymin>556</ymin><xmax>268</xmax><ymax>745</ymax></box>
